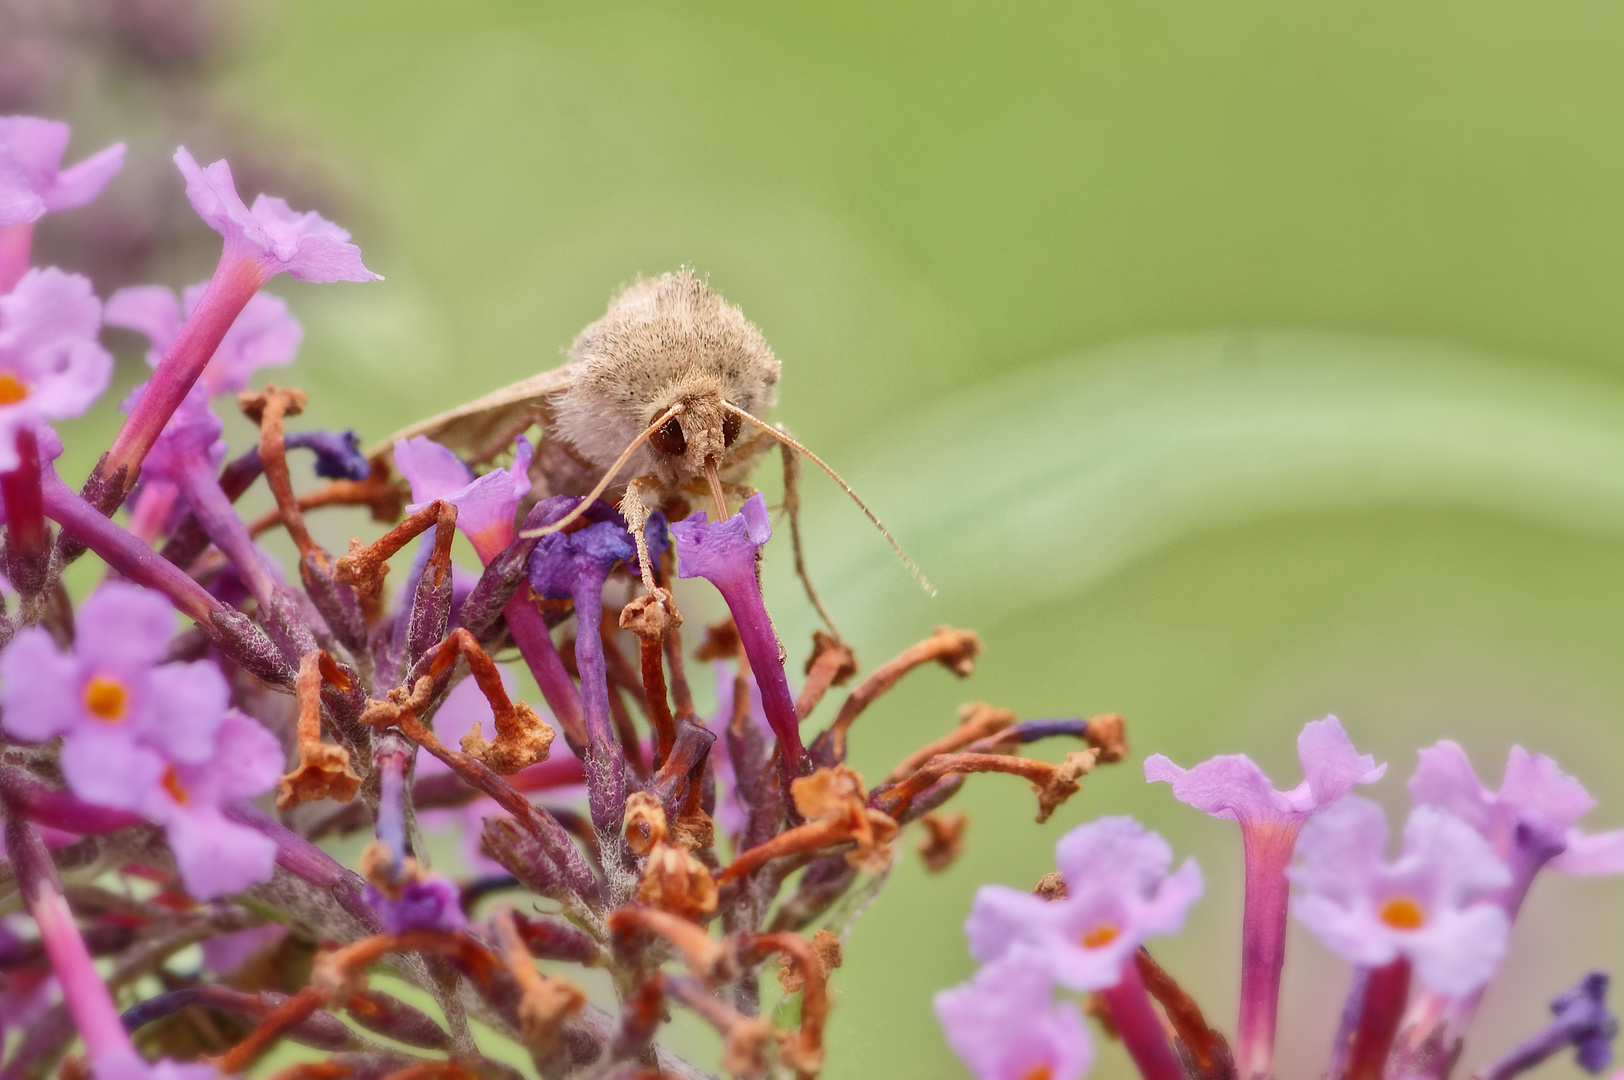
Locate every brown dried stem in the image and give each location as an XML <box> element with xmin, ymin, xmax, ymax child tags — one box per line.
<box><xmin>239</xmin><ymin>386</ymin><xmax>321</xmax><ymax>566</ymax></box>
<box><xmin>277</xmin><ymin>650</ymin><xmax>363</xmax><ymax>810</ymax></box>
<box><xmin>336</xmin><ymin>499</ymin><xmax>457</xmax><ymax>620</ymax></box>
<box><xmin>607</xmin><ymin>906</ymin><xmax>733</xmax><ymax>982</ymax></box>
<box><xmin>820</xmin><ymin>628</ymin><xmax>981</xmax><ymax>759</ymax></box>
<box><xmin>663</xmin><ymin>975</ymin><xmax>773</xmax><ymax>1078</ymax></box>
<box><xmin>620</xmin><ymin>589</ymin><xmax>681</xmax><ymax>762</ymax></box>
<box><xmin>739</xmin><ymin>932</ymin><xmax>829</xmax><ymax>1079</ymax></box>
<box><xmin>207</xmin><ymin>985</ymin><xmax>328</xmax><ymax>1075</ymax></box>
<box><xmin>428</xmin><ymin>629</ymin><xmax>553</xmax><ymax>773</ymax></box>
<box><xmin>376</xmin><ymin>1064</ymin><xmax>482</xmax><ymax>1080</ymax></box>
<box><xmin>795</xmin><ymin>632</ymin><xmax>857</xmax><ymax>721</ymax></box>
<box><xmin>1136</xmin><ymin>949</ymin><xmax>1236</xmax><ymax>1080</ymax></box>
<box><xmin>885</xmin><ymin>702</ymin><xmax>1016</xmax><ymax>784</ymax></box>
<box><xmin>871</xmin><ymin>749</ymin><xmax>1099</xmax><ymax>823</ymax></box>
<box><xmin>248</xmin><ymin>461</ymin><xmax>405</xmax><ymax>538</ymax></box>
<box><xmin>490</xmin><ymin>908</ymin><xmax>586</xmax><ymax>1055</ymax></box>
<box><xmin>265</xmin><ymin>1063</ymin><xmax>356</xmax><ymax>1080</ymax></box>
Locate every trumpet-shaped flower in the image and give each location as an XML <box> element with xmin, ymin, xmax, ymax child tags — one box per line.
<box><xmin>0</xmin><ymin>118</ymin><xmax>124</xmax><ymax>226</ymax></box>
<box><xmin>964</xmin><ymin>816</ymin><xmax>1202</xmax><ymax>992</ymax></box>
<box><xmin>396</xmin><ymin>435</ymin><xmax>534</xmax><ymax>563</ymax></box>
<box><xmin>105</xmin><ymin>282</ymin><xmax>302</xmax><ymax>396</ymax></box>
<box><xmin>934</xmin><ymin>959</ymin><xmax>1093</xmax><ymax>1080</ymax></box>
<box><xmin>1290</xmin><ymin>797</ymin><xmax>1511</xmax><ymax>995</ymax></box>
<box><xmin>0</xmin><ymin>267</ymin><xmax>113</xmax><ymax>471</ymax></box>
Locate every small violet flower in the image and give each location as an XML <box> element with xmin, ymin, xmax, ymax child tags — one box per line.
<box><xmin>1409</xmin><ymin>741</ymin><xmax>1624</xmax><ymax>891</ymax></box>
<box><xmin>0</xmin><ymin>117</ymin><xmax>125</xmax><ymax>227</ymax></box>
<box><xmin>0</xmin><ymin>267</ymin><xmax>113</xmax><ymax>471</ymax></box>
<box><xmin>934</xmin><ymin>959</ymin><xmax>1093</xmax><ymax>1080</ymax></box>
<box><xmin>363</xmin><ymin>875</ymin><xmax>468</xmax><ymax>936</ymax></box>
<box><xmin>1144</xmin><ymin>715</ymin><xmax>1383</xmax><ymax>1079</ymax></box>
<box><xmin>0</xmin><ymin>583</ymin><xmax>279</xmax><ymax>899</ymax></box>
<box><xmin>1290</xmin><ymin>796</ymin><xmax>1512</xmax><ymax>996</ymax></box>
<box><xmin>396</xmin><ymin>434</ymin><xmax>534</xmax><ymax>563</ymax></box>
<box><xmin>670</xmin><ymin>493</ymin><xmax>806</xmax><ymax>770</ymax></box>
<box><xmin>964</xmin><ymin>815</ymin><xmax>1202</xmax><ymax>992</ymax></box>
<box><xmin>105</xmin><ymin>281</ymin><xmax>302</xmax><ymax>396</ymax></box>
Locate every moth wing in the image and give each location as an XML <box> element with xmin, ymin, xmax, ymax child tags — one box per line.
<box><xmin>366</xmin><ymin>365</ymin><xmax>577</xmax><ymax>464</ymax></box>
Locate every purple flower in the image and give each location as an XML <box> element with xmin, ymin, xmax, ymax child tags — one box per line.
<box><xmin>1144</xmin><ymin>715</ymin><xmax>1386</xmax><ymax>828</ymax></box>
<box><xmin>1410</xmin><ymin>741</ymin><xmax>1624</xmax><ymax>880</ymax></box>
<box><xmin>105</xmin><ymin>282</ymin><xmax>302</xmax><ymax>396</ymax></box>
<box><xmin>174</xmin><ymin>148</ymin><xmax>378</xmax><ymax>285</ymax></box>
<box><xmin>363</xmin><ymin>875</ymin><xmax>468</xmax><ymax>936</ymax></box>
<box><xmin>934</xmin><ymin>959</ymin><xmax>1093</xmax><ymax>1080</ymax></box>
<box><xmin>0</xmin><ymin>583</ymin><xmax>278</xmax><ymax>899</ymax></box>
<box><xmin>1290</xmin><ymin>797</ymin><xmax>1511</xmax><ymax>995</ymax></box>
<box><xmin>0</xmin><ymin>267</ymin><xmax>113</xmax><ymax>470</ymax></box>
<box><xmin>201</xmin><ymin>925</ymin><xmax>287</xmax><ymax>977</ymax></box>
<box><xmin>0</xmin><ymin>118</ymin><xmax>124</xmax><ymax>226</ymax></box>
<box><xmin>128</xmin><ymin>385</ymin><xmax>226</xmax><ymax>484</ymax></box>
<box><xmin>964</xmin><ymin>816</ymin><xmax>1202</xmax><ymax>992</ymax></box>
<box><xmin>670</xmin><ymin>493</ymin><xmax>807</xmax><ymax>771</ymax></box>
<box><xmin>396</xmin><ymin>434</ymin><xmax>534</xmax><ymax>563</ymax></box>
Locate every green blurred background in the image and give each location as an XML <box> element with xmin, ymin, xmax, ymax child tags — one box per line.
<box><xmin>29</xmin><ymin>0</ymin><xmax>1624</xmax><ymax>1076</ymax></box>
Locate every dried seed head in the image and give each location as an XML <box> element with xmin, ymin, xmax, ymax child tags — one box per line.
<box><xmin>917</xmin><ymin>812</ymin><xmax>969</xmax><ymax>874</ymax></box>
<box><xmin>636</xmin><ymin>844</ymin><xmax>719</xmax><ymax>921</ymax></box>
<box><xmin>1085</xmin><ymin>712</ymin><xmax>1129</xmax><ymax>763</ymax></box>
<box><xmin>623</xmin><ymin>791</ymin><xmax>668</xmax><ymax>854</ymax></box>
<box><xmin>1034</xmin><ymin>749</ymin><xmax>1100</xmax><ymax>823</ymax></box>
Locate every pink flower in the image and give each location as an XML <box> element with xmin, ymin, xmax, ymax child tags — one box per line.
<box><xmin>1409</xmin><ymin>741</ymin><xmax>1624</xmax><ymax>880</ymax></box>
<box><xmin>1290</xmin><ymin>797</ymin><xmax>1511</xmax><ymax>995</ymax></box>
<box><xmin>934</xmin><ymin>959</ymin><xmax>1093</xmax><ymax>1080</ymax></box>
<box><xmin>0</xmin><ymin>118</ymin><xmax>124</xmax><ymax>226</ymax></box>
<box><xmin>92</xmin><ymin>1052</ymin><xmax>216</xmax><ymax>1080</ymax></box>
<box><xmin>396</xmin><ymin>435</ymin><xmax>534</xmax><ymax>563</ymax></box>
<box><xmin>105</xmin><ymin>282</ymin><xmax>302</xmax><ymax>396</ymax></box>
<box><xmin>0</xmin><ymin>267</ymin><xmax>113</xmax><ymax>470</ymax></box>
<box><xmin>964</xmin><ymin>816</ymin><xmax>1202</xmax><ymax>992</ymax></box>
<box><xmin>174</xmin><ymin>148</ymin><xmax>378</xmax><ymax>285</ymax></box>
<box><xmin>0</xmin><ymin>583</ymin><xmax>278</xmax><ymax>899</ymax></box>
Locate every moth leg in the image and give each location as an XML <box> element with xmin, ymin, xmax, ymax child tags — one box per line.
<box><xmin>779</xmin><ymin>435</ymin><xmax>842</xmax><ymax>638</ymax></box>
<box><xmin>619</xmin><ymin>475</ymin><xmax>660</xmax><ymax>593</ymax></box>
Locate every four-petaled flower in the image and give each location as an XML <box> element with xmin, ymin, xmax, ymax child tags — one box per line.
<box><xmin>0</xmin><ymin>267</ymin><xmax>113</xmax><ymax>470</ymax></box>
<box><xmin>965</xmin><ymin>816</ymin><xmax>1203</xmax><ymax>991</ymax></box>
<box><xmin>935</xmin><ymin>959</ymin><xmax>1093</xmax><ymax>1080</ymax></box>
<box><xmin>1289</xmin><ymin>796</ymin><xmax>1512</xmax><ymax>995</ymax></box>
<box><xmin>0</xmin><ymin>583</ymin><xmax>279</xmax><ymax>898</ymax></box>
<box><xmin>105</xmin><ymin>282</ymin><xmax>302</xmax><ymax>396</ymax></box>
<box><xmin>396</xmin><ymin>434</ymin><xmax>534</xmax><ymax>562</ymax></box>
<box><xmin>174</xmin><ymin>148</ymin><xmax>379</xmax><ymax>286</ymax></box>
<box><xmin>0</xmin><ymin>118</ymin><xmax>124</xmax><ymax>227</ymax></box>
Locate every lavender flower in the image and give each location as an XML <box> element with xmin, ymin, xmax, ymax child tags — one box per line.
<box><xmin>0</xmin><ymin>267</ymin><xmax>113</xmax><ymax>470</ymax></box>
<box><xmin>0</xmin><ymin>117</ymin><xmax>125</xmax><ymax>227</ymax></box>
<box><xmin>105</xmin><ymin>282</ymin><xmax>302</xmax><ymax>395</ymax></box>
<box><xmin>964</xmin><ymin>815</ymin><xmax>1202</xmax><ymax>991</ymax></box>
<box><xmin>1290</xmin><ymin>796</ymin><xmax>1511</xmax><ymax>995</ymax></box>
<box><xmin>364</xmin><ymin>875</ymin><xmax>467</xmax><ymax>935</ymax></box>
<box><xmin>1144</xmin><ymin>715</ymin><xmax>1384</xmax><ymax>1077</ymax></box>
<box><xmin>934</xmin><ymin>960</ymin><xmax>1093</xmax><ymax>1080</ymax></box>
<box><xmin>396</xmin><ymin>434</ymin><xmax>533</xmax><ymax>562</ymax></box>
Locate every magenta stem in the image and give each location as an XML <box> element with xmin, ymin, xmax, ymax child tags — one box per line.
<box><xmin>1</xmin><ymin>427</ymin><xmax>49</xmax><ymax>595</ymax></box>
<box><xmin>3</xmin><ymin>814</ymin><xmax>132</xmax><ymax>1060</ymax></box>
<box><xmin>0</xmin><ymin>223</ymin><xmax>33</xmax><ymax>294</ymax></box>
<box><xmin>1100</xmin><ymin>959</ymin><xmax>1185</xmax><ymax>1080</ymax></box>
<box><xmin>102</xmin><ymin>253</ymin><xmax>264</xmax><ymax>485</ymax></box>
<box><xmin>41</xmin><ymin>472</ymin><xmax>221</xmax><ymax>624</ymax></box>
<box><xmin>125</xmin><ymin>481</ymin><xmax>180</xmax><ymax>545</ymax></box>
<box><xmin>1337</xmin><ymin>959</ymin><xmax>1412</xmax><ymax>1080</ymax></box>
<box><xmin>504</xmin><ymin>593</ymin><xmax>587</xmax><ymax>747</ymax></box>
<box><xmin>709</xmin><ymin>569</ymin><xmax>804</xmax><ymax>773</ymax></box>
<box><xmin>1237</xmin><ymin>820</ymin><xmax>1298</xmax><ymax>1079</ymax></box>
<box><xmin>174</xmin><ymin>454</ymin><xmax>280</xmax><ymax>610</ymax></box>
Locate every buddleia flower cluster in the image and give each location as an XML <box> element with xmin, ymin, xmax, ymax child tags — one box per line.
<box><xmin>0</xmin><ymin>116</ymin><xmax>1132</xmax><ymax>1080</ymax></box>
<box><xmin>936</xmin><ymin>716</ymin><xmax>1624</xmax><ymax>1080</ymax></box>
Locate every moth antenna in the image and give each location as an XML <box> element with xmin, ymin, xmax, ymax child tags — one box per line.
<box><xmin>723</xmin><ymin>401</ymin><xmax>936</xmax><ymax>596</ymax></box>
<box><xmin>519</xmin><ymin>404</ymin><xmax>684</xmax><ymax>540</ymax></box>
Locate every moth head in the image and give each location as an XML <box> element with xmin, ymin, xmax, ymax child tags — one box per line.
<box><xmin>644</xmin><ymin>391</ymin><xmax>744</xmax><ymax>482</ymax></box>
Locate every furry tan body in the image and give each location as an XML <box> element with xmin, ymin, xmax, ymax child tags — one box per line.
<box><xmin>371</xmin><ymin>270</ymin><xmax>780</xmax><ymax>502</ymax></box>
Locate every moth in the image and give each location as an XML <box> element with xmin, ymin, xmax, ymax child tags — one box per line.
<box><xmin>371</xmin><ymin>269</ymin><xmax>929</xmax><ymax>623</ymax></box>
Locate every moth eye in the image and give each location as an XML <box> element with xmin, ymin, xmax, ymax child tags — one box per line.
<box><xmin>651</xmin><ymin>417</ymin><xmax>687</xmax><ymax>456</ymax></box>
<box><xmin>722</xmin><ymin>412</ymin><xmax>742</xmax><ymax>448</ymax></box>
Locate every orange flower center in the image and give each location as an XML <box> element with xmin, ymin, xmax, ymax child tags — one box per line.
<box><xmin>1379</xmin><ymin>896</ymin><xmax>1426</xmax><ymax>930</ymax></box>
<box><xmin>1020</xmin><ymin>1067</ymin><xmax>1054</xmax><ymax>1080</ymax></box>
<box><xmin>0</xmin><ymin>374</ymin><xmax>29</xmax><ymax>406</ymax></box>
<box><xmin>162</xmin><ymin>767</ymin><xmax>189</xmax><ymax>805</ymax></box>
<box><xmin>1080</xmin><ymin>923</ymin><xmax>1120</xmax><ymax>949</ymax></box>
<box><xmin>82</xmin><ymin>676</ymin><xmax>130</xmax><ymax>723</ymax></box>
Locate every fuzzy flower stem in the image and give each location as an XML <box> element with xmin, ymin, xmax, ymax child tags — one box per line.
<box><xmin>1099</xmin><ymin>959</ymin><xmax>1185</xmax><ymax>1080</ymax></box>
<box><xmin>1337</xmin><ymin>959</ymin><xmax>1412</xmax><ymax>1080</ymax></box>
<box><xmin>1237</xmin><ymin>821</ymin><xmax>1297</xmax><ymax>1080</ymax></box>
<box><xmin>503</xmin><ymin>595</ymin><xmax>587</xmax><ymax>745</ymax></box>
<box><xmin>2</xmin><ymin>809</ymin><xmax>133</xmax><ymax>1061</ymax></box>
<box><xmin>1</xmin><ymin>427</ymin><xmax>48</xmax><ymax>598</ymax></box>
<box><xmin>174</xmin><ymin>453</ymin><xmax>280</xmax><ymax>610</ymax></box>
<box><xmin>102</xmin><ymin>254</ymin><xmax>263</xmax><ymax>491</ymax></box>
<box><xmin>41</xmin><ymin>471</ymin><xmax>221</xmax><ymax>624</ymax></box>
<box><xmin>0</xmin><ymin>223</ymin><xmax>33</xmax><ymax>293</ymax></box>
<box><xmin>375</xmin><ymin>746</ymin><xmax>408</xmax><ymax>878</ymax></box>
